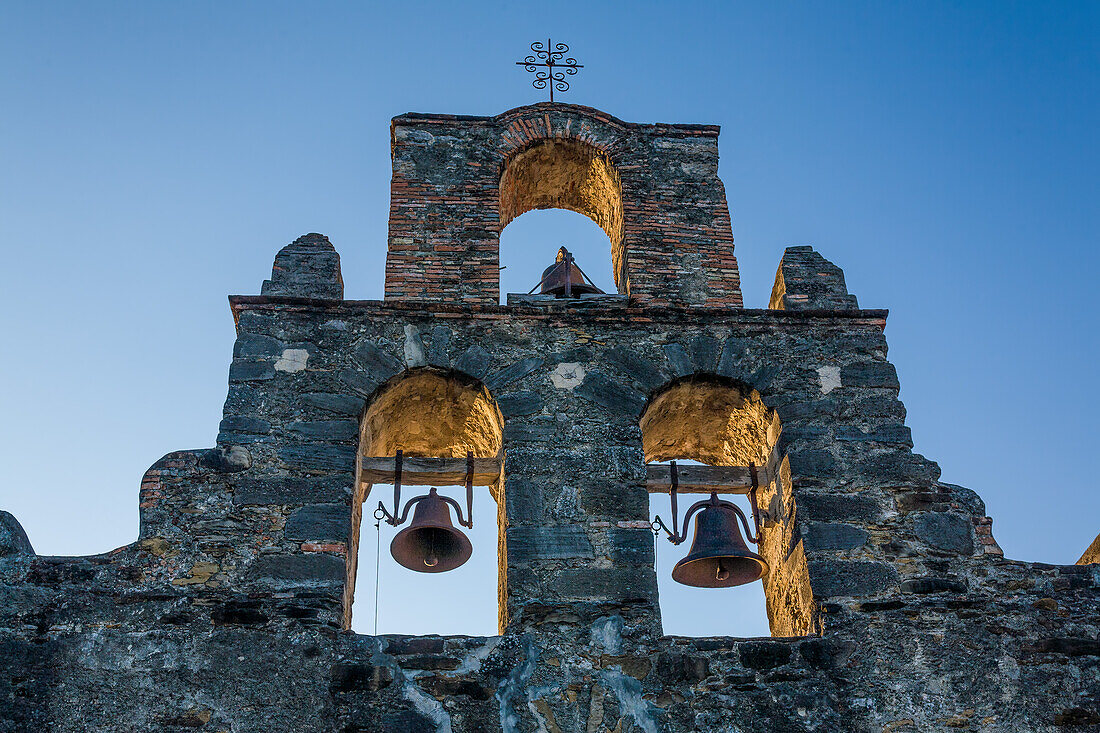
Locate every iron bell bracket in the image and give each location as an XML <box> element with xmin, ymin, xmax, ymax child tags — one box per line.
<box><xmin>373</xmin><ymin>450</ymin><xmax>476</xmax><ymax>529</ymax></box>
<box><xmin>652</xmin><ymin>461</ymin><xmax>764</xmax><ymax>546</ymax></box>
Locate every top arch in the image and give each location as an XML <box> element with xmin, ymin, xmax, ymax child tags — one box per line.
<box><xmin>384</xmin><ymin>103</ymin><xmax>743</xmax><ymax>307</ymax></box>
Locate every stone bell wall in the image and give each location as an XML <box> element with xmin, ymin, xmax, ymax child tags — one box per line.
<box><xmin>3</xmin><ymin>104</ymin><xmax>1100</xmax><ymax>731</ymax></box>
<box><xmin>385</xmin><ymin>103</ymin><xmax>741</xmax><ymax>307</ymax></box>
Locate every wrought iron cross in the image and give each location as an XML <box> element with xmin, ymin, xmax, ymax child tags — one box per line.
<box><xmin>515</xmin><ymin>39</ymin><xmax>583</xmax><ymax>103</ymax></box>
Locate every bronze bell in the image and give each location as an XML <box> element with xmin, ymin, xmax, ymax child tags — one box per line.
<box><xmin>540</xmin><ymin>247</ymin><xmax>604</xmax><ymax>297</ymax></box>
<box><xmin>390</xmin><ymin>488</ymin><xmax>473</xmax><ymax>573</ymax></box>
<box><xmin>672</xmin><ymin>502</ymin><xmax>769</xmax><ymax>588</ymax></box>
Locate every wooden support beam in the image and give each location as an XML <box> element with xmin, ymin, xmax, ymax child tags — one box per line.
<box><xmin>645</xmin><ymin>464</ymin><xmax>763</xmax><ymax>494</ymax></box>
<box><xmin>357</xmin><ymin>456</ymin><xmax>502</xmax><ymax>487</ymax></box>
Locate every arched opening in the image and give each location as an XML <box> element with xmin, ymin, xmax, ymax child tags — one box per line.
<box><xmin>498</xmin><ymin>139</ymin><xmax>625</xmax><ymax>301</ymax></box>
<box><xmin>348</xmin><ymin>368</ymin><xmax>505</xmax><ymax>636</ymax></box>
<box><xmin>498</xmin><ymin>210</ymin><xmax>616</xmax><ymax>301</ymax></box>
<box><xmin>641</xmin><ymin>376</ymin><xmax>811</xmax><ymax>637</ymax></box>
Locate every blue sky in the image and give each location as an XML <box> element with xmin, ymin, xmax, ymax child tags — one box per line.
<box><xmin>1</xmin><ymin>2</ymin><xmax>1097</xmax><ymax>638</ymax></box>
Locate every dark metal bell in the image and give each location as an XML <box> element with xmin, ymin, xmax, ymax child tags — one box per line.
<box><xmin>390</xmin><ymin>488</ymin><xmax>473</xmax><ymax>573</ymax></box>
<box><xmin>540</xmin><ymin>247</ymin><xmax>604</xmax><ymax>297</ymax></box>
<box><xmin>671</xmin><ymin>503</ymin><xmax>769</xmax><ymax>588</ymax></box>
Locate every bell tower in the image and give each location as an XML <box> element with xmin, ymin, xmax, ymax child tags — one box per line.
<box><xmin>3</xmin><ymin>101</ymin><xmax>1098</xmax><ymax>733</ymax></box>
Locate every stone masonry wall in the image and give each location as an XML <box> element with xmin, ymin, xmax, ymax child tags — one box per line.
<box><xmin>2</xmin><ymin>104</ymin><xmax>1099</xmax><ymax>731</ymax></box>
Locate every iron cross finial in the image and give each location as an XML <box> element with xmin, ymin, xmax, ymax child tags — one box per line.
<box><xmin>515</xmin><ymin>39</ymin><xmax>583</xmax><ymax>103</ymax></box>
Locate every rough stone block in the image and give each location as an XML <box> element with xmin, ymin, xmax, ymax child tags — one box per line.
<box><xmin>808</xmin><ymin>559</ymin><xmax>898</xmax><ymax>597</ymax></box>
<box><xmin>484</xmin><ymin>357</ymin><xmax>543</xmax><ymax>390</ymax></box>
<box><xmin>427</xmin><ymin>326</ymin><xmax>452</xmax><ymax>367</ymax></box>
<box><xmin>233</xmin><ymin>334</ymin><xmax>284</xmax><ymax>358</ymax></box>
<box><xmin>913</xmin><ymin>512</ymin><xmax>974</xmax><ymax>555</ymax></box>
<box><xmin>453</xmin><ymin>345</ymin><xmax>491</xmax><ymax>379</ymax></box>
<box><xmin>233</xmin><ymin>477</ymin><xmax>349</xmax><ymax>505</ymax></box>
<box><xmin>800</xmin><ymin>522</ymin><xmax>869</xmax><ymax>551</ymax></box>
<box><xmin>507</xmin><ymin>526</ymin><xmax>593</xmax><ymax>562</ymax></box>
<box><xmin>247</xmin><ymin>554</ymin><xmax>345</xmax><ymax>586</ymax></box>
<box><xmin>575</xmin><ymin>371</ymin><xmax>646</xmax><ymax>416</ymax></box>
<box><xmin>0</xmin><ymin>511</ymin><xmax>33</xmax><ymax>556</ymax></box>
<box><xmin>663</xmin><ymin>343</ymin><xmax>694</xmax><ymax>377</ymax></box>
<box><xmin>301</xmin><ymin>392</ymin><xmax>365</xmax><ymax>416</ymax></box>
<box><xmin>738</xmin><ymin>641</ymin><xmax>792</xmax><ymax>670</ymax></box>
<box><xmin>352</xmin><ymin>341</ymin><xmax>403</xmax><ymax>383</ymax></box>
<box><xmin>608</xmin><ymin>527</ymin><xmax>654</xmax><ymax>564</ymax></box>
<box><xmin>219</xmin><ymin>416</ymin><xmax>272</xmax><ymax>435</ymax></box>
<box><xmin>285</xmin><ymin>504</ymin><xmax>349</xmax><ymax>542</ymax></box>
<box><xmin>899</xmin><ymin>577</ymin><xmax>967</xmax><ymax>594</ymax></box>
<box><xmin>840</xmin><ymin>362</ymin><xmax>900</xmax><ymax>390</ymax></box>
<box><xmin>287</xmin><ymin>420</ymin><xmax>359</xmax><ymax>441</ymax></box>
<box><xmin>496</xmin><ymin>391</ymin><xmax>543</xmax><ymax>417</ymax></box>
<box><xmin>278</xmin><ymin>444</ymin><xmax>356</xmax><ymax>472</ymax></box>
<box><xmin>690</xmin><ymin>335</ymin><xmax>720</xmax><ymax>372</ymax></box>
<box><xmin>604</xmin><ymin>347</ymin><xmax>670</xmax><ymax>392</ymax></box>
<box><xmin>329</xmin><ymin>662</ymin><xmax>393</xmax><ymax>692</ymax></box>
<box><xmin>261</xmin><ymin>233</ymin><xmax>343</xmax><ymax>300</ymax></box>
<box><xmin>717</xmin><ymin>336</ymin><xmax>750</xmax><ymax>378</ymax></box>
<box><xmin>229</xmin><ymin>359</ymin><xmax>275</xmax><ymax>382</ymax></box>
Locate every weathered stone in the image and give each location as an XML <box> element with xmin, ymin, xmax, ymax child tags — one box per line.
<box><xmin>914</xmin><ymin>512</ymin><xmax>974</xmax><ymax>555</ymax></box>
<box><xmin>899</xmin><ymin>577</ymin><xmax>967</xmax><ymax>594</ymax></box>
<box><xmin>808</xmin><ymin>560</ymin><xmax>899</xmax><ymax>597</ymax></box>
<box><xmin>717</xmin><ymin>336</ymin><xmax>750</xmax><ymax>378</ymax></box>
<box><xmin>574</xmin><ymin>372</ymin><xmax>646</xmax><ymax>416</ymax></box>
<box><xmin>247</xmin><ymin>554</ymin><xmax>345</xmax><ymax>586</ymax></box>
<box><xmin>286</xmin><ymin>420</ymin><xmax>359</xmax><ymax>441</ymax></box>
<box><xmin>219</xmin><ymin>415</ymin><xmax>272</xmax><ymax>435</ymax></box>
<box><xmin>608</xmin><ymin>527</ymin><xmax>654</xmax><ymax>564</ymax></box>
<box><xmin>0</xmin><ymin>511</ymin><xmax>33</xmax><ymax>556</ymax></box>
<box><xmin>800</xmin><ymin>522</ymin><xmax>869</xmax><ymax>551</ymax></box>
<box><xmin>233</xmin><ymin>477</ymin><xmax>349</xmax><ymax>505</ymax></box>
<box><xmin>277</xmin><ymin>443</ymin><xmax>356</xmax><ymax>471</ymax></box>
<box><xmin>484</xmin><ymin>357</ymin><xmax>543</xmax><ymax>390</ymax></box>
<box><xmin>233</xmin><ymin>333</ymin><xmax>284</xmax><ymax>358</ymax></box>
<box><xmin>301</xmin><ymin>392</ymin><xmax>365</xmax><ymax>416</ymax></box>
<box><xmin>604</xmin><ymin>347</ymin><xmax>669</xmax><ymax>392</ymax></box>
<box><xmin>329</xmin><ymin>663</ymin><xmax>394</xmax><ymax>693</ymax></box>
<box><xmin>739</xmin><ymin>641</ymin><xmax>792</xmax><ymax>670</ymax></box>
<box><xmin>453</xmin><ymin>345</ymin><xmax>491</xmax><ymax>379</ymax></box>
<box><xmin>386</xmin><ymin>636</ymin><xmax>445</xmax><ymax>655</ymax></box>
<box><xmin>504</xmin><ymin>417</ymin><xmax>557</xmax><ymax>442</ymax></box>
<box><xmin>261</xmin><ymin>233</ymin><xmax>343</xmax><ymax>299</ymax></box>
<box><xmin>496</xmin><ymin>391</ymin><xmax>543</xmax><ymax>417</ymax></box>
<box><xmin>228</xmin><ymin>358</ymin><xmax>275</xmax><ymax>382</ymax></box>
<box><xmin>508</xmin><ymin>526</ymin><xmax>593</xmax><ymax>561</ymax></box>
<box><xmin>840</xmin><ymin>362</ymin><xmax>900</xmax><ymax>390</ymax></box>
<box><xmin>690</xmin><ymin>335</ymin><xmax>720</xmax><ymax>372</ymax></box>
<box><xmin>285</xmin><ymin>504</ymin><xmax>348</xmax><ymax>542</ymax></box>
<box><xmin>427</xmin><ymin>325</ymin><xmax>452</xmax><ymax>367</ymax></box>
<box><xmin>662</xmin><ymin>343</ymin><xmax>694</xmax><ymax>377</ymax></box>
<box><xmin>352</xmin><ymin>341</ymin><xmax>403</xmax><ymax>382</ymax></box>
<box><xmin>655</xmin><ymin>653</ymin><xmax>709</xmax><ymax>683</ymax></box>
<box><xmin>200</xmin><ymin>445</ymin><xmax>252</xmax><ymax>472</ymax></box>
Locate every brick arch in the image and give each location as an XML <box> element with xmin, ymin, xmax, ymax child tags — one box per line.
<box><xmin>498</xmin><ymin>138</ymin><xmax>626</xmax><ymax>291</ymax></box>
<box><xmin>385</xmin><ymin>103</ymin><xmax>742</xmax><ymax>307</ymax></box>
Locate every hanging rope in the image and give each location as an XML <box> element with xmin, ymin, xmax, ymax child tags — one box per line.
<box><xmin>373</xmin><ymin>506</ymin><xmax>384</xmax><ymax>636</ymax></box>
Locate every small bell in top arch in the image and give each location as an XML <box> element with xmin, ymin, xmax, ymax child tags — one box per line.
<box><xmin>538</xmin><ymin>247</ymin><xmax>604</xmax><ymax>298</ymax></box>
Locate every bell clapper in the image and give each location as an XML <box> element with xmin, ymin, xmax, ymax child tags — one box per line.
<box><xmin>424</xmin><ymin>532</ymin><xmax>439</xmax><ymax>568</ymax></box>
